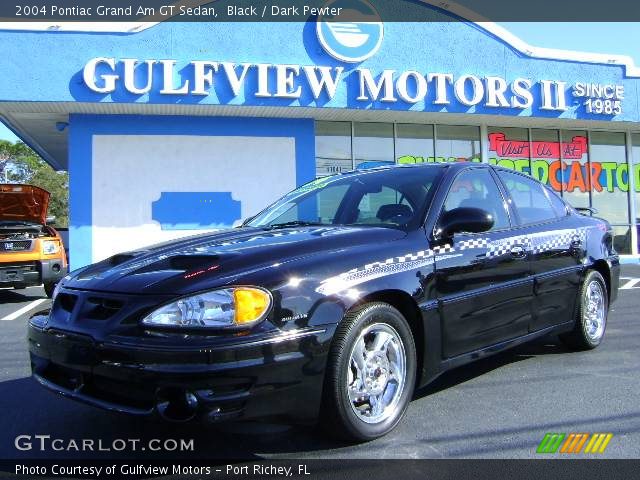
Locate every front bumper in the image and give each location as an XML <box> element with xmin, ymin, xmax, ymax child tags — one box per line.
<box><xmin>0</xmin><ymin>259</ymin><xmax>66</xmax><ymax>287</ymax></box>
<box><xmin>28</xmin><ymin>316</ymin><xmax>334</xmax><ymax>423</ymax></box>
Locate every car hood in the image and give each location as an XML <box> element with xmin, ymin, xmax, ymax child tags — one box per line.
<box><xmin>63</xmin><ymin>225</ymin><xmax>406</xmax><ymax>294</ymax></box>
<box><xmin>0</xmin><ymin>184</ymin><xmax>50</xmax><ymax>225</ymax></box>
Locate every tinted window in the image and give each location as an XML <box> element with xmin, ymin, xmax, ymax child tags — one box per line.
<box><xmin>547</xmin><ymin>188</ymin><xmax>568</xmax><ymax>218</ymax></box>
<box><xmin>498</xmin><ymin>170</ymin><xmax>557</xmax><ymax>225</ymax></box>
<box><xmin>443</xmin><ymin>168</ymin><xmax>510</xmax><ymax>231</ymax></box>
<box><xmin>248</xmin><ymin>166</ymin><xmax>443</xmax><ymax>231</ymax></box>
<box><xmin>355</xmin><ymin>186</ymin><xmax>414</xmax><ymax>226</ymax></box>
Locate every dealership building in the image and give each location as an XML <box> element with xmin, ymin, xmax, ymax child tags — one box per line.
<box><xmin>1</xmin><ymin>0</ymin><xmax>640</xmax><ymax>269</ymax></box>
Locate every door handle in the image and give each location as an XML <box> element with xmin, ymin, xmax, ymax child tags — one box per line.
<box><xmin>510</xmin><ymin>244</ymin><xmax>527</xmax><ymax>259</ymax></box>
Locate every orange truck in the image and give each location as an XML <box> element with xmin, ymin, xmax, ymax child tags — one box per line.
<box><xmin>0</xmin><ymin>184</ymin><xmax>67</xmax><ymax>297</ymax></box>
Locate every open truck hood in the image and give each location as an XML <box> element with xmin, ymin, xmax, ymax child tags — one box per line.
<box><xmin>0</xmin><ymin>184</ymin><xmax>50</xmax><ymax>225</ymax></box>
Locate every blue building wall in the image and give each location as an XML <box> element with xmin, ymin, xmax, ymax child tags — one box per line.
<box><xmin>68</xmin><ymin>115</ymin><xmax>315</xmax><ymax>268</ymax></box>
<box><xmin>0</xmin><ymin>13</ymin><xmax>637</xmax><ymax>121</ymax></box>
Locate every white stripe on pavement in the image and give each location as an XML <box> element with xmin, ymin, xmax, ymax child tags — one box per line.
<box><xmin>1</xmin><ymin>299</ymin><xmax>47</xmax><ymax>321</ymax></box>
<box><xmin>620</xmin><ymin>278</ymin><xmax>640</xmax><ymax>290</ymax></box>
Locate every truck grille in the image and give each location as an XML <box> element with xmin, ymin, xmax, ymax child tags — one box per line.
<box><xmin>0</xmin><ymin>240</ymin><xmax>32</xmax><ymax>252</ymax></box>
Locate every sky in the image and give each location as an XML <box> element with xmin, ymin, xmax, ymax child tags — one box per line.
<box><xmin>1</xmin><ymin>22</ymin><xmax>639</xmax><ymax>142</ymax></box>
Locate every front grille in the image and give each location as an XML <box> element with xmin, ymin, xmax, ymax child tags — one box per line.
<box><xmin>0</xmin><ymin>261</ymin><xmax>37</xmax><ymax>270</ymax></box>
<box><xmin>85</xmin><ymin>297</ymin><xmax>125</xmax><ymax>320</ymax></box>
<box><xmin>56</xmin><ymin>293</ymin><xmax>78</xmax><ymax>313</ymax></box>
<box><xmin>0</xmin><ymin>240</ymin><xmax>32</xmax><ymax>252</ymax></box>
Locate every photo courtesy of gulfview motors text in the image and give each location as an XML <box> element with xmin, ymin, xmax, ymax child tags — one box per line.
<box><xmin>15</xmin><ymin>463</ymin><xmax>310</xmax><ymax>477</ymax></box>
<box><xmin>0</xmin><ymin>0</ymin><xmax>640</xmax><ymax>479</ymax></box>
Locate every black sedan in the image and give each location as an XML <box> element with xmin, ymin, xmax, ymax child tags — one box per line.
<box><xmin>28</xmin><ymin>163</ymin><xmax>619</xmax><ymax>441</ymax></box>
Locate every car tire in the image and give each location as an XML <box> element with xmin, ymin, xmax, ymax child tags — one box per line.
<box><xmin>13</xmin><ymin>283</ymin><xmax>26</xmax><ymax>290</ymax></box>
<box><xmin>560</xmin><ymin>270</ymin><xmax>608</xmax><ymax>350</ymax></box>
<box><xmin>44</xmin><ymin>282</ymin><xmax>57</xmax><ymax>299</ymax></box>
<box><xmin>320</xmin><ymin>302</ymin><xmax>416</xmax><ymax>442</ymax></box>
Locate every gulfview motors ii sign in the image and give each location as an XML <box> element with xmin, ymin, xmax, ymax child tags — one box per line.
<box><xmin>82</xmin><ymin>57</ymin><xmax>624</xmax><ymax>114</ymax></box>
<box><xmin>80</xmin><ymin>0</ymin><xmax>623</xmax><ymax>115</ymax></box>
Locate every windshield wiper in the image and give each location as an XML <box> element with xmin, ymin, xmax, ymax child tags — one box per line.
<box><xmin>262</xmin><ymin>221</ymin><xmax>326</xmax><ymax>230</ymax></box>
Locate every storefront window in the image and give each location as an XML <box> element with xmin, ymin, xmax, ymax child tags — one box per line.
<box><xmin>313</xmin><ymin>122</ymin><xmax>636</xmax><ymax>255</ymax></box>
<box><xmin>487</xmin><ymin>127</ymin><xmax>530</xmax><ymax>174</ymax></box>
<box><xmin>395</xmin><ymin>124</ymin><xmax>434</xmax><ymax>164</ymax></box>
<box><xmin>559</xmin><ymin>130</ymin><xmax>590</xmax><ymax>211</ymax></box>
<box><xmin>589</xmin><ymin>131</ymin><xmax>629</xmax><ymax>225</ymax></box>
<box><xmin>436</xmin><ymin>125</ymin><xmax>481</xmax><ymax>163</ymax></box>
<box><xmin>353</xmin><ymin>122</ymin><xmax>394</xmax><ymax>168</ymax></box>
<box><xmin>631</xmin><ymin>133</ymin><xmax>640</xmax><ymax>254</ymax></box>
<box><xmin>530</xmin><ymin>129</ymin><xmax>562</xmax><ymax>193</ymax></box>
<box><xmin>315</xmin><ymin>121</ymin><xmax>352</xmax><ymax>177</ymax></box>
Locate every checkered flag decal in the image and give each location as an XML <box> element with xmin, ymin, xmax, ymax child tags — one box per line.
<box><xmin>433</xmin><ymin>244</ymin><xmax>455</xmax><ymax>255</ymax></box>
<box><xmin>457</xmin><ymin>238</ymin><xmax>490</xmax><ymax>251</ymax></box>
<box><xmin>317</xmin><ymin>227</ymin><xmax>591</xmax><ymax>295</ymax></box>
<box><xmin>530</xmin><ymin>229</ymin><xmax>583</xmax><ymax>254</ymax></box>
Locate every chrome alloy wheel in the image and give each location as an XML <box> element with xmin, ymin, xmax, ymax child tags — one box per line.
<box><xmin>584</xmin><ymin>280</ymin><xmax>606</xmax><ymax>341</ymax></box>
<box><xmin>347</xmin><ymin>323</ymin><xmax>407</xmax><ymax>424</ymax></box>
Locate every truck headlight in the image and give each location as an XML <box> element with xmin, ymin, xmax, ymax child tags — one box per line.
<box><xmin>42</xmin><ymin>240</ymin><xmax>60</xmax><ymax>255</ymax></box>
<box><xmin>141</xmin><ymin>287</ymin><xmax>272</xmax><ymax>329</ymax></box>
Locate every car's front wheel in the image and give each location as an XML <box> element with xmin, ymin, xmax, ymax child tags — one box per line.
<box><xmin>560</xmin><ymin>270</ymin><xmax>608</xmax><ymax>350</ymax></box>
<box><xmin>321</xmin><ymin>302</ymin><xmax>416</xmax><ymax>442</ymax></box>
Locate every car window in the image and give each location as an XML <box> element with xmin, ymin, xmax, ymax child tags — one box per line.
<box><xmin>354</xmin><ymin>186</ymin><xmax>414</xmax><ymax>226</ymax></box>
<box><xmin>442</xmin><ymin>168</ymin><xmax>510</xmax><ymax>231</ymax></box>
<box><xmin>546</xmin><ymin>188</ymin><xmax>569</xmax><ymax>218</ymax></box>
<box><xmin>497</xmin><ymin>170</ymin><xmax>558</xmax><ymax>225</ymax></box>
<box><xmin>247</xmin><ymin>166</ymin><xmax>444</xmax><ymax>231</ymax></box>
<box><xmin>259</xmin><ymin>183</ymin><xmax>350</xmax><ymax>225</ymax></box>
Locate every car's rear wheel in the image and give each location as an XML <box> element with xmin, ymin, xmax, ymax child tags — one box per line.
<box><xmin>320</xmin><ymin>302</ymin><xmax>416</xmax><ymax>442</ymax></box>
<box><xmin>560</xmin><ymin>270</ymin><xmax>608</xmax><ymax>350</ymax></box>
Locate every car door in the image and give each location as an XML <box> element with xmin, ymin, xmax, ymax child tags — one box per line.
<box><xmin>434</xmin><ymin>167</ymin><xmax>533</xmax><ymax>358</ymax></box>
<box><xmin>495</xmin><ymin>170</ymin><xmax>583</xmax><ymax>333</ymax></box>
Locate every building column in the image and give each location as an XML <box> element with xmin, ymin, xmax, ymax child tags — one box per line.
<box><xmin>626</xmin><ymin>131</ymin><xmax>638</xmax><ymax>256</ymax></box>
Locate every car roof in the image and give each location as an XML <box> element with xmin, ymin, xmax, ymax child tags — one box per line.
<box><xmin>339</xmin><ymin>162</ymin><xmax>489</xmax><ymax>176</ymax></box>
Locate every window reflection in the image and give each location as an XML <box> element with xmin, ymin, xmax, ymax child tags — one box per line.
<box><xmin>488</xmin><ymin>127</ymin><xmax>530</xmax><ymax>174</ymax></box>
<box><xmin>589</xmin><ymin>132</ymin><xmax>629</xmax><ymax>225</ymax></box>
<box><xmin>353</xmin><ymin>123</ymin><xmax>394</xmax><ymax>168</ymax></box>
<box><xmin>315</xmin><ymin>121</ymin><xmax>352</xmax><ymax>177</ymax></box>
<box><xmin>395</xmin><ymin>124</ymin><xmax>434</xmax><ymax>165</ymax></box>
<box><xmin>435</xmin><ymin>125</ymin><xmax>480</xmax><ymax>163</ymax></box>
<box><xmin>560</xmin><ymin>130</ymin><xmax>590</xmax><ymax>210</ymax></box>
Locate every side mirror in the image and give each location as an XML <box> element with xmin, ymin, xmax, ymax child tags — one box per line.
<box><xmin>437</xmin><ymin>207</ymin><xmax>494</xmax><ymax>239</ymax></box>
<box><xmin>46</xmin><ymin>216</ymin><xmax>56</xmax><ymax>225</ymax></box>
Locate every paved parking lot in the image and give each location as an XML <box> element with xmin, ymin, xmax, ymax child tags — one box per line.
<box><xmin>0</xmin><ymin>266</ymin><xmax>639</xmax><ymax>460</ymax></box>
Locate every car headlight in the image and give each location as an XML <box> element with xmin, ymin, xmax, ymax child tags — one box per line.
<box><xmin>141</xmin><ymin>287</ymin><xmax>272</xmax><ymax>329</ymax></box>
<box><xmin>42</xmin><ymin>240</ymin><xmax>60</xmax><ymax>255</ymax></box>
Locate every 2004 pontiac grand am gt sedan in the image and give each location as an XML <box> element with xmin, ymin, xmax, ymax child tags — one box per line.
<box><xmin>29</xmin><ymin>163</ymin><xmax>619</xmax><ymax>441</ymax></box>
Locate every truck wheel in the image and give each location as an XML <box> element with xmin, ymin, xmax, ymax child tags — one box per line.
<box><xmin>560</xmin><ymin>270</ymin><xmax>608</xmax><ymax>350</ymax></box>
<box><xmin>320</xmin><ymin>302</ymin><xmax>416</xmax><ymax>442</ymax></box>
<box><xmin>44</xmin><ymin>282</ymin><xmax>57</xmax><ymax>298</ymax></box>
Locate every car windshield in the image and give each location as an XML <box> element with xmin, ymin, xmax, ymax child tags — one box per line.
<box><xmin>246</xmin><ymin>166</ymin><xmax>444</xmax><ymax>231</ymax></box>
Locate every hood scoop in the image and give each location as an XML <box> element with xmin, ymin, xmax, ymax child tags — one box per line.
<box><xmin>134</xmin><ymin>255</ymin><xmax>220</xmax><ymax>274</ymax></box>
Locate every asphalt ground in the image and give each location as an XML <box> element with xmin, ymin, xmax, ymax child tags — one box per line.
<box><xmin>0</xmin><ymin>266</ymin><xmax>638</xmax><ymax>460</ymax></box>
